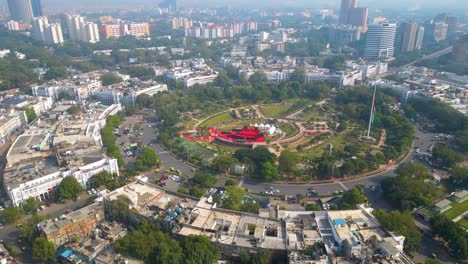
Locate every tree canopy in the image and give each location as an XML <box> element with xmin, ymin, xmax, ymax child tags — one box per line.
<box><xmin>2</xmin><ymin>206</ymin><xmax>23</xmax><ymax>223</ymax></box>
<box><xmin>32</xmin><ymin>237</ymin><xmax>56</xmax><ymax>263</ymax></box>
<box><xmin>101</xmin><ymin>72</ymin><xmax>123</xmax><ymax>86</ymax></box>
<box><xmin>192</xmin><ymin>172</ymin><xmax>218</xmax><ymax>188</ymax></box>
<box><xmin>135</xmin><ymin>148</ymin><xmax>159</xmax><ymax>171</ymax></box>
<box><xmin>278</xmin><ymin>149</ymin><xmax>300</xmax><ymax>173</ymax></box>
<box><xmin>373</xmin><ymin>209</ymin><xmax>421</xmax><ymax>253</ymax></box>
<box><xmin>182</xmin><ymin>235</ymin><xmax>220</xmax><ymax>264</ymax></box>
<box><xmin>58</xmin><ymin>176</ymin><xmax>83</xmax><ymax>200</ymax></box>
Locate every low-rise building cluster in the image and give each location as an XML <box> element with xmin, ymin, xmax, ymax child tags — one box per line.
<box><xmin>37</xmin><ymin>180</ymin><xmax>408</xmax><ymax>264</ymax></box>
<box><xmin>165</xmin><ymin>58</ymin><xmax>218</xmax><ymax>87</ymax></box>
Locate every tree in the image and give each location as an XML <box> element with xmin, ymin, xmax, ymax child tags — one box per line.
<box><xmin>240</xmin><ymin>202</ymin><xmax>261</xmax><ymax>214</ymax></box>
<box><xmin>189</xmin><ymin>187</ymin><xmax>205</xmax><ymax>198</ymax></box>
<box><xmin>58</xmin><ymin>176</ymin><xmax>83</xmax><ymax>200</ymax></box>
<box><xmin>223</xmin><ymin>186</ymin><xmax>246</xmax><ymax>211</ymax></box>
<box><xmin>373</xmin><ymin>209</ymin><xmax>421</xmax><ymax>253</ymax></box>
<box><xmin>182</xmin><ymin>235</ymin><xmax>220</xmax><ymax>264</ymax></box>
<box><xmin>135</xmin><ymin>148</ymin><xmax>159</xmax><ymax>171</ymax></box>
<box><xmin>339</xmin><ymin>187</ymin><xmax>366</xmax><ymax>209</ymax></box>
<box><xmin>210</xmin><ymin>155</ymin><xmax>238</xmax><ymax>173</ymax></box>
<box><xmin>101</xmin><ymin>72</ymin><xmax>123</xmax><ymax>86</ymax></box>
<box><xmin>258</xmin><ymin>161</ymin><xmax>279</xmax><ymax>182</ymax></box>
<box><xmin>224</xmin><ymin>179</ymin><xmax>237</xmax><ymax>187</ymax></box>
<box><xmin>136</xmin><ymin>94</ymin><xmax>154</xmax><ymax>108</ymax></box>
<box><xmin>213</xmin><ymin>70</ymin><xmax>232</xmax><ymax>88</ymax></box>
<box><xmin>2</xmin><ymin>206</ymin><xmax>22</xmax><ymax>223</ymax></box>
<box><xmin>444</xmin><ymin>166</ymin><xmax>468</xmax><ymax>191</ymax></box>
<box><xmin>19</xmin><ymin>214</ymin><xmax>45</xmax><ymax>244</ymax></box>
<box><xmin>192</xmin><ymin>172</ymin><xmax>218</xmax><ymax>188</ymax></box>
<box><xmin>23</xmin><ymin>197</ymin><xmax>40</xmax><ymax>213</ymax></box>
<box><xmin>32</xmin><ymin>237</ymin><xmax>55</xmax><ymax>263</ymax></box>
<box><xmin>432</xmin><ymin>144</ymin><xmax>464</xmax><ymax>168</ymax></box>
<box><xmin>148</xmin><ymin>233</ymin><xmax>184</xmax><ymax>264</ymax></box>
<box><xmin>305</xmin><ymin>203</ymin><xmax>321</xmax><ymax>211</ymax></box>
<box><xmin>44</xmin><ymin>66</ymin><xmax>69</xmax><ymax>80</ymax></box>
<box><xmin>278</xmin><ymin>149</ymin><xmax>299</xmax><ymax>173</ymax></box>
<box><xmin>66</xmin><ymin>105</ymin><xmax>83</xmax><ymax>115</ymax></box>
<box><xmin>25</xmin><ymin>108</ymin><xmax>37</xmax><ymax>123</ymax></box>
<box><xmin>430</xmin><ymin>214</ymin><xmax>467</xmax><ymax>260</ymax></box>
<box><xmin>454</xmin><ymin>130</ymin><xmax>468</xmax><ymax>153</ymax></box>
<box><xmin>248</xmin><ymin>71</ymin><xmax>267</xmax><ymax>87</ymax></box>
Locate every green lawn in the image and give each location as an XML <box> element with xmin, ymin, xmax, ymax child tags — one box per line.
<box><xmin>260</xmin><ymin>103</ymin><xmax>293</xmax><ymax>117</ymax></box>
<box><xmin>442</xmin><ymin>199</ymin><xmax>468</xmax><ymax>220</ymax></box>
<box><xmin>199</xmin><ymin>111</ymin><xmax>233</xmax><ymax>128</ymax></box>
<box><xmin>456</xmin><ymin>218</ymin><xmax>468</xmax><ymax>229</ymax></box>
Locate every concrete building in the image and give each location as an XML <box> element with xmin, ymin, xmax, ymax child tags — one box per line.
<box><xmin>0</xmin><ymin>110</ymin><xmax>27</xmax><ymax>146</ymax></box>
<box><xmin>446</xmin><ymin>15</ymin><xmax>458</xmax><ymax>36</ymax></box>
<box><xmin>91</xmin><ymin>82</ymin><xmax>168</xmax><ymax>105</ymax></box>
<box><xmin>171</xmin><ymin>17</ymin><xmax>193</xmax><ymax>30</ymax></box>
<box><xmin>66</xmin><ymin>15</ymin><xmax>100</xmax><ymax>43</ymax></box>
<box><xmin>339</xmin><ymin>0</ymin><xmax>357</xmax><ymax>25</ymax></box>
<box><xmin>400</xmin><ymin>22</ymin><xmax>418</xmax><ymax>52</ymax></box>
<box><xmin>347</xmin><ymin>7</ymin><xmax>368</xmax><ymax>31</ymax></box>
<box><xmin>45</xmin><ymin>23</ymin><xmax>64</xmax><ymax>45</ymax></box>
<box><xmin>6</xmin><ymin>20</ymin><xmax>31</xmax><ymax>31</ymax></box>
<box><xmin>434</xmin><ymin>199</ymin><xmax>452</xmax><ymax>213</ymax></box>
<box><xmin>328</xmin><ymin>25</ymin><xmax>361</xmax><ymax>44</ymax></box>
<box><xmin>101</xmin><ymin>22</ymin><xmax>150</xmax><ymax>39</ymax></box>
<box><xmin>31</xmin><ymin>0</ymin><xmax>43</xmax><ymax>17</ymax></box>
<box><xmin>452</xmin><ymin>35</ymin><xmax>467</xmax><ymax>64</ymax></box>
<box><xmin>365</xmin><ymin>23</ymin><xmax>397</xmax><ymax>60</ymax></box>
<box><xmin>7</xmin><ymin>0</ymin><xmax>34</xmax><ymax>23</ymax></box>
<box><xmin>32</xmin><ymin>16</ymin><xmax>64</xmax><ymax>45</ymax></box>
<box><xmin>38</xmin><ymin>203</ymin><xmax>104</xmax><ymax>247</ymax></box>
<box><xmin>415</xmin><ymin>26</ymin><xmax>425</xmax><ymax>50</ymax></box>
<box><xmin>433</xmin><ymin>22</ymin><xmax>448</xmax><ymax>42</ymax></box>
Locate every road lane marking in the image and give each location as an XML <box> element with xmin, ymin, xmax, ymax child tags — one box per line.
<box><xmin>337</xmin><ymin>181</ymin><xmax>349</xmax><ymax>191</ymax></box>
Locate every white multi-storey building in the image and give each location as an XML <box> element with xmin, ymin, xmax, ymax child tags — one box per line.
<box><xmin>32</xmin><ymin>16</ymin><xmax>64</xmax><ymax>45</ymax></box>
<box><xmin>364</xmin><ymin>23</ymin><xmax>396</xmax><ymax>60</ymax></box>
<box><xmin>66</xmin><ymin>14</ymin><xmax>100</xmax><ymax>43</ymax></box>
<box><xmin>0</xmin><ymin>110</ymin><xmax>27</xmax><ymax>145</ymax></box>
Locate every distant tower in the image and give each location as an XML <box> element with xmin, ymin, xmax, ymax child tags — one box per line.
<box><xmin>415</xmin><ymin>26</ymin><xmax>425</xmax><ymax>50</ymax></box>
<box><xmin>31</xmin><ymin>0</ymin><xmax>43</xmax><ymax>17</ymax></box>
<box><xmin>365</xmin><ymin>23</ymin><xmax>397</xmax><ymax>60</ymax></box>
<box><xmin>7</xmin><ymin>0</ymin><xmax>34</xmax><ymax>23</ymax></box>
<box><xmin>339</xmin><ymin>0</ymin><xmax>357</xmax><ymax>24</ymax></box>
<box><xmin>400</xmin><ymin>22</ymin><xmax>418</xmax><ymax>52</ymax></box>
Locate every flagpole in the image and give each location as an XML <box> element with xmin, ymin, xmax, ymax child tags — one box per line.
<box><xmin>366</xmin><ymin>84</ymin><xmax>377</xmax><ymax>138</ymax></box>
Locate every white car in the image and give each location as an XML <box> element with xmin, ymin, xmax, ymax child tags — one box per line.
<box><xmin>87</xmin><ymin>190</ymin><xmax>92</xmax><ymax>195</ymax></box>
<box><xmin>91</xmin><ymin>189</ymin><xmax>97</xmax><ymax>194</ymax></box>
<box><xmin>0</xmin><ymin>206</ymin><xmax>4</xmax><ymax>211</ymax></box>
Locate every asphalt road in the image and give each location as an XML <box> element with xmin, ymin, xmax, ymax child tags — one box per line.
<box><xmin>136</xmin><ymin>116</ymin><xmax>441</xmax><ymax>202</ymax></box>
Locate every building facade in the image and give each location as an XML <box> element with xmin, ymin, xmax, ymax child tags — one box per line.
<box><xmin>400</xmin><ymin>22</ymin><xmax>418</xmax><ymax>52</ymax></box>
<box><xmin>7</xmin><ymin>0</ymin><xmax>34</xmax><ymax>23</ymax></box>
<box><xmin>365</xmin><ymin>23</ymin><xmax>397</xmax><ymax>60</ymax></box>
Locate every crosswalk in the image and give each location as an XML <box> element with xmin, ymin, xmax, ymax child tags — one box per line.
<box><xmin>337</xmin><ymin>181</ymin><xmax>349</xmax><ymax>191</ymax></box>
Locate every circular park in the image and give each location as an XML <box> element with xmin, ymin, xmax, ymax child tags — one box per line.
<box><xmin>171</xmin><ymin>87</ymin><xmax>413</xmax><ymax>183</ymax></box>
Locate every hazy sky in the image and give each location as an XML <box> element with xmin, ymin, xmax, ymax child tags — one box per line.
<box><xmin>2</xmin><ymin>0</ymin><xmax>467</xmax><ymax>11</ymax></box>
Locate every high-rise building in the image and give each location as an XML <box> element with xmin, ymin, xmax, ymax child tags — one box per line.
<box><xmin>7</xmin><ymin>0</ymin><xmax>34</xmax><ymax>23</ymax></box>
<box><xmin>415</xmin><ymin>26</ymin><xmax>424</xmax><ymax>50</ymax></box>
<box><xmin>446</xmin><ymin>15</ymin><xmax>457</xmax><ymax>36</ymax></box>
<box><xmin>348</xmin><ymin>7</ymin><xmax>368</xmax><ymax>30</ymax></box>
<box><xmin>452</xmin><ymin>35</ymin><xmax>467</xmax><ymax>64</ymax></box>
<box><xmin>6</xmin><ymin>20</ymin><xmax>32</xmax><ymax>31</ymax></box>
<box><xmin>66</xmin><ymin>15</ymin><xmax>100</xmax><ymax>43</ymax></box>
<box><xmin>339</xmin><ymin>0</ymin><xmax>357</xmax><ymax>24</ymax></box>
<box><xmin>400</xmin><ymin>22</ymin><xmax>418</xmax><ymax>52</ymax></box>
<box><xmin>32</xmin><ymin>16</ymin><xmax>63</xmax><ymax>45</ymax></box>
<box><xmin>32</xmin><ymin>16</ymin><xmax>49</xmax><ymax>41</ymax></box>
<box><xmin>365</xmin><ymin>23</ymin><xmax>397</xmax><ymax>60</ymax></box>
<box><xmin>45</xmin><ymin>23</ymin><xmax>64</xmax><ymax>45</ymax></box>
<box><xmin>433</xmin><ymin>22</ymin><xmax>448</xmax><ymax>42</ymax></box>
<box><xmin>31</xmin><ymin>0</ymin><xmax>43</xmax><ymax>17</ymax></box>
<box><xmin>328</xmin><ymin>25</ymin><xmax>361</xmax><ymax>44</ymax></box>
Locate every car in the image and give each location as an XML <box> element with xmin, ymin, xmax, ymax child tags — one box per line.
<box><xmin>0</xmin><ymin>206</ymin><xmax>4</xmax><ymax>211</ymax></box>
<box><xmin>87</xmin><ymin>190</ymin><xmax>92</xmax><ymax>195</ymax></box>
<box><xmin>0</xmin><ymin>225</ymin><xmax>3</xmax><ymax>230</ymax></box>
<box><xmin>91</xmin><ymin>189</ymin><xmax>97</xmax><ymax>194</ymax></box>
<box><xmin>274</xmin><ymin>189</ymin><xmax>280</xmax><ymax>193</ymax></box>
<box><xmin>371</xmin><ymin>186</ymin><xmax>376</xmax><ymax>192</ymax></box>
<box><xmin>265</xmin><ymin>186</ymin><xmax>273</xmax><ymax>190</ymax></box>
<box><xmin>307</xmin><ymin>187</ymin><xmax>315</xmax><ymax>191</ymax></box>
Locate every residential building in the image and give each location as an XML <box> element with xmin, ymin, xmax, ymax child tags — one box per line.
<box><xmin>0</xmin><ymin>110</ymin><xmax>27</xmax><ymax>145</ymax></box>
<box><xmin>433</xmin><ymin>22</ymin><xmax>448</xmax><ymax>42</ymax></box>
<box><xmin>348</xmin><ymin>7</ymin><xmax>368</xmax><ymax>31</ymax></box>
<box><xmin>415</xmin><ymin>26</ymin><xmax>425</xmax><ymax>50</ymax></box>
<box><xmin>446</xmin><ymin>15</ymin><xmax>458</xmax><ymax>36</ymax></box>
<box><xmin>31</xmin><ymin>0</ymin><xmax>43</xmax><ymax>17</ymax></box>
<box><xmin>32</xmin><ymin>16</ymin><xmax>64</xmax><ymax>45</ymax></box>
<box><xmin>171</xmin><ymin>17</ymin><xmax>193</xmax><ymax>30</ymax></box>
<box><xmin>7</xmin><ymin>0</ymin><xmax>33</xmax><ymax>23</ymax></box>
<box><xmin>400</xmin><ymin>22</ymin><xmax>418</xmax><ymax>52</ymax></box>
<box><xmin>44</xmin><ymin>23</ymin><xmax>64</xmax><ymax>45</ymax></box>
<box><xmin>452</xmin><ymin>190</ymin><xmax>468</xmax><ymax>203</ymax></box>
<box><xmin>339</xmin><ymin>0</ymin><xmax>357</xmax><ymax>25</ymax></box>
<box><xmin>6</xmin><ymin>20</ymin><xmax>31</xmax><ymax>31</ymax></box>
<box><xmin>66</xmin><ymin>15</ymin><xmax>100</xmax><ymax>43</ymax></box>
<box><xmin>328</xmin><ymin>25</ymin><xmax>361</xmax><ymax>44</ymax></box>
<box><xmin>452</xmin><ymin>34</ymin><xmax>467</xmax><ymax>64</ymax></box>
<box><xmin>365</xmin><ymin>23</ymin><xmax>397</xmax><ymax>60</ymax></box>
<box><xmin>101</xmin><ymin>22</ymin><xmax>150</xmax><ymax>39</ymax></box>
<box><xmin>38</xmin><ymin>203</ymin><xmax>104</xmax><ymax>247</ymax></box>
